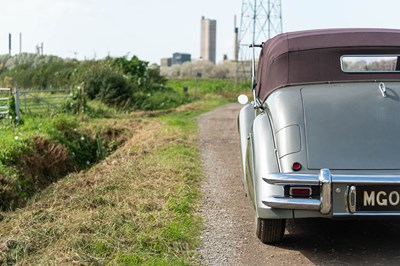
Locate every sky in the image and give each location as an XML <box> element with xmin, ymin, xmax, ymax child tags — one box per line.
<box><xmin>1</xmin><ymin>0</ymin><xmax>400</xmax><ymax>64</ymax></box>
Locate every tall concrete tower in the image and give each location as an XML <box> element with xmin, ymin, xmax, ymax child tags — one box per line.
<box><xmin>200</xmin><ymin>16</ymin><xmax>217</xmax><ymax>64</ymax></box>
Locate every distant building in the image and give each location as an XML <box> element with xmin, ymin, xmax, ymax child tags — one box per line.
<box><xmin>200</xmin><ymin>16</ymin><xmax>217</xmax><ymax>64</ymax></box>
<box><xmin>172</xmin><ymin>52</ymin><xmax>191</xmax><ymax>65</ymax></box>
<box><xmin>160</xmin><ymin>58</ymin><xmax>172</xmax><ymax>67</ymax></box>
<box><xmin>161</xmin><ymin>53</ymin><xmax>191</xmax><ymax>67</ymax></box>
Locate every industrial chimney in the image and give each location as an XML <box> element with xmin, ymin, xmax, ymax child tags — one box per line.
<box><xmin>19</xmin><ymin>33</ymin><xmax>22</xmax><ymax>54</ymax></box>
<box><xmin>233</xmin><ymin>15</ymin><xmax>239</xmax><ymax>61</ymax></box>
<box><xmin>8</xmin><ymin>33</ymin><xmax>11</xmax><ymax>55</ymax></box>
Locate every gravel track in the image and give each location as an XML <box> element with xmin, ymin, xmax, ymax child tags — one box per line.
<box><xmin>197</xmin><ymin>103</ymin><xmax>400</xmax><ymax>266</ymax></box>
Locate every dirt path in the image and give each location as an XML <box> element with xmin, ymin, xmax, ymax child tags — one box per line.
<box><xmin>197</xmin><ymin>103</ymin><xmax>400</xmax><ymax>266</ymax></box>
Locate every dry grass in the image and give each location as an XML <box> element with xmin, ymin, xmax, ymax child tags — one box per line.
<box><xmin>0</xmin><ymin>112</ymin><xmax>201</xmax><ymax>265</ymax></box>
<box><xmin>18</xmin><ymin>136</ymin><xmax>72</xmax><ymax>189</ymax></box>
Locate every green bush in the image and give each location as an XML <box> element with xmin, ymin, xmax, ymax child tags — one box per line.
<box><xmin>0</xmin><ymin>54</ymin><xmax>194</xmax><ymax>111</ymax></box>
<box><xmin>0</xmin><ymin>135</ymin><xmax>29</xmax><ymax>166</ymax></box>
<box><xmin>80</xmin><ymin>61</ymin><xmax>111</xmax><ymax>99</ymax></box>
<box><xmin>62</xmin><ymin>87</ymin><xmax>86</xmax><ymax>114</ymax></box>
<box><xmin>48</xmin><ymin>116</ymin><xmax>102</xmax><ymax>168</ymax></box>
<box><xmin>133</xmin><ymin>90</ymin><xmax>191</xmax><ymax>110</ymax></box>
<box><xmin>97</xmin><ymin>72</ymin><xmax>133</xmax><ymax>108</ymax></box>
<box><xmin>84</xmin><ymin>100</ymin><xmax>117</xmax><ymax>118</ymax></box>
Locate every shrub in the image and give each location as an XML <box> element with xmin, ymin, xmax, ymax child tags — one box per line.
<box><xmin>97</xmin><ymin>72</ymin><xmax>133</xmax><ymax>108</ymax></box>
<box><xmin>133</xmin><ymin>90</ymin><xmax>190</xmax><ymax>110</ymax></box>
<box><xmin>0</xmin><ymin>54</ymin><xmax>186</xmax><ymax>111</ymax></box>
<box><xmin>62</xmin><ymin>87</ymin><xmax>86</xmax><ymax>114</ymax></box>
<box><xmin>78</xmin><ymin>60</ymin><xmax>135</xmax><ymax>109</ymax></box>
<box><xmin>49</xmin><ymin>117</ymin><xmax>100</xmax><ymax>168</ymax></box>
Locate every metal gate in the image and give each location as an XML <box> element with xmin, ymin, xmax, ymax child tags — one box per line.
<box><xmin>19</xmin><ymin>89</ymin><xmax>72</xmax><ymax>114</ymax></box>
<box><xmin>0</xmin><ymin>88</ymin><xmax>11</xmax><ymax>118</ymax></box>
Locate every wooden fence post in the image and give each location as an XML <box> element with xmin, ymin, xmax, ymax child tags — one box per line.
<box><xmin>14</xmin><ymin>88</ymin><xmax>21</xmax><ymax>121</ymax></box>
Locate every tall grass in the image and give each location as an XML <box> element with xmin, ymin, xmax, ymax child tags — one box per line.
<box><xmin>0</xmin><ymin>96</ymin><xmax>228</xmax><ymax>264</ymax></box>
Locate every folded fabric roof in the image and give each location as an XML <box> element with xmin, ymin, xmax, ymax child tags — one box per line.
<box><xmin>256</xmin><ymin>28</ymin><xmax>400</xmax><ymax>101</ymax></box>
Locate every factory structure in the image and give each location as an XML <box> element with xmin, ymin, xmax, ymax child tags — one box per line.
<box><xmin>5</xmin><ymin>33</ymin><xmax>44</xmax><ymax>56</ymax></box>
<box><xmin>160</xmin><ymin>52</ymin><xmax>191</xmax><ymax>67</ymax></box>
<box><xmin>159</xmin><ymin>0</ymin><xmax>282</xmax><ymax>80</ymax></box>
<box><xmin>160</xmin><ymin>16</ymin><xmax>218</xmax><ymax>67</ymax></box>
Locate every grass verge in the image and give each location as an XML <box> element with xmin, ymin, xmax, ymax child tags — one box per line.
<box><xmin>0</xmin><ymin>96</ymin><xmax>228</xmax><ymax>265</ymax></box>
<box><xmin>167</xmin><ymin>78</ymin><xmax>250</xmax><ymax>101</ymax></box>
<box><xmin>0</xmin><ymin>114</ymin><xmax>130</xmax><ymax>211</ymax></box>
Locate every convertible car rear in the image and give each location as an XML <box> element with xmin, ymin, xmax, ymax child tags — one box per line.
<box><xmin>238</xmin><ymin>28</ymin><xmax>400</xmax><ymax>243</ymax></box>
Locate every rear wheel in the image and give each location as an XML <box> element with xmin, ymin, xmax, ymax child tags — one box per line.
<box><xmin>256</xmin><ymin>218</ymin><xmax>286</xmax><ymax>244</ymax></box>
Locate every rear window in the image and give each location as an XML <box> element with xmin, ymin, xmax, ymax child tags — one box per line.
<box><xmin>341</xmin><ymin>55</ymin><xmax>400</xmax><ymax>73</ymax></box>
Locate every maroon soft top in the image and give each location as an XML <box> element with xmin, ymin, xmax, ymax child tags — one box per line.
<box><xmin>256</xmin><ymin>28</ymin><xmax>400</xmax><ymax>101</ymax></box>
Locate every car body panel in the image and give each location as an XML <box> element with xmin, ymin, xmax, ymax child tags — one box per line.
<box><xmin>251</xmin><ymin>114</ymin><xmax>293</xmax><ymax>219</ymax></box>
<box><xmin>238</xmin><ymin>103</ymin><xmax>256</xmax><ymax>184</ymax></box>
<box><xmin>276</xmin><ymin>125</ymin><xmax>301</xmax><ymax>159</ymax></box>
<box><xmin>302</xmin><ymin>82</ymin><xmax>400</xmax><ymax>170</ymax></box>
<box><xmin>265</xmin><ymin>87</ymin><xmax>308</xmax><ymax>173</ymax></box>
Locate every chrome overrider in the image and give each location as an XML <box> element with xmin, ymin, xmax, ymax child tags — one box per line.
<box><xmin>263</xmin><ymin>168</ymin><xmax>400</xmax><ymax>215</ymax></box>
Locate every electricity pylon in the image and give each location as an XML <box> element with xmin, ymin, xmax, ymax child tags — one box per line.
<box><xmin>236</xmin><ymin>0</ymin><xmax>282</xmax><ymax>81</ymax></box>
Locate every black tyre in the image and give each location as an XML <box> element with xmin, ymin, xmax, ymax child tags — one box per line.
<box><xmin>256</xmin><ymin>218</ymin><xmax>285</xmax><ymax>244</ymax></box>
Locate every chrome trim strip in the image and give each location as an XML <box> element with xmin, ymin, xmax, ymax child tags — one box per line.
<box><xmin>334</xmin><ymin>212</ymin><xmax>400</xmax><ymax>217</ymax></box>
<box><xmin>264</xmin><ymin>173</ymin><xmax>400</xmax><ymax>186</ymax></box>
<box><xmin>348</xmin><ymin>186</ymin><xmax>357</xmax><ymax>213</ymax></box>
<box><xmin>319</xmin><ymin>169</ymin><xmax>332</xmax><ymax>214</ymax></box>
<box><xmin>263</xmin><ymin>173</ymin><xmax>319</xmax><ymax>185</ymax></box>
<box><xmin>263</xmin><ymin>196</ymin><xmax>320</xmax><ymax>211</ymax></box>
<box><xmin>379</xmin><ymin>82</ymin><xmax>387</xmax><ymax>98</ymax></box>
<box><xmin>332</xmin><ymin>175</ymin><xmax>400</xmax><ymax>184</ymax></box>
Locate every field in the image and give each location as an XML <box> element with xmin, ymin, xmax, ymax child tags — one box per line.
<box><xmin>167</xmin><ymin>78</ymin><xmax>250</xmax><ymax>101</ymax></box>
<box><xmin>0</xmin><ymin>78</ymin><xmax>242</xmax><ymax>264</ymax></box>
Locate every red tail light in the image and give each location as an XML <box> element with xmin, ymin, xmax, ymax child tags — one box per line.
<box><xmin>289</xmin><ymin>187</ymin><xmax>312</xmax><ymax>197</ymax></box>
<box><xmin>292</xmin><ymin>162</ymin><xmax>302</xmax><ymax>171</ymax></box>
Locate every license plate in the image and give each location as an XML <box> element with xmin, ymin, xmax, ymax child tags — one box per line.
<box><xmin>356</xmin><ymin>185</ymin><xmax>400</xmax><ymax>212</ymax></box>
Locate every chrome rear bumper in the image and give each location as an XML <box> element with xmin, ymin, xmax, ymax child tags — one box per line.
<box><xmin>263</xmin><ymin>168</ymin><xmax>400</xmax><ymax>215</ymax></box>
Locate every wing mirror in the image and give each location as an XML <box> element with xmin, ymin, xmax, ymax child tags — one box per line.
<box><xmin>237</xmin><ymin>94</ymin><xmax>249</xmax><ymax>105</ymax></box>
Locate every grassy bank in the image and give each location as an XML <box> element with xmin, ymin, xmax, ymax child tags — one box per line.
<box><xmin>0</xmin><ymin>113</ymin><xmax>130</xmax><ymax>211</ymax></box>
<box><xmin>167</xmin><ymin>78</ymin><xmax>250</xmax><ymax>101</ymax></box>
<box><xmin>0</xmin><ymin>96</ymin><xmax>228</xmax><ymax>265</ymax></box>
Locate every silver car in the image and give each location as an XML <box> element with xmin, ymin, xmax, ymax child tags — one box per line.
<box><xmin>238</xmin><ymin>28</ymin><xmax>400</xmax><ymax>244</ymax></box>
